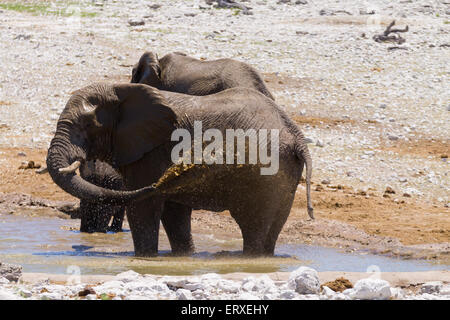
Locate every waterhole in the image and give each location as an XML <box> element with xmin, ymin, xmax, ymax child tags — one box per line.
<box><xmin>0</xmin><ymin>213</ymin><xmax>448</xmax><ymax>276</ymax></box>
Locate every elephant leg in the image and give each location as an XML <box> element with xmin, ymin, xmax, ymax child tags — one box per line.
<box><xmin>230</xmin><ymin>206</ymin><xmax>272</xmax><ymax>256</ymax></box>
<box><xmin>263</xmin><ymin>207</ymin><xmax>292</xmax><ymax>255</ymax></box>
<box><xmin>79</xmin><ymin>200</ymin><xmax>98</xmax><ymax>233</ymax></box>
<box><xmin>127</xmin><ymin>198</ymin><xmax>164</xmax><ymax>257</ymax></box>
<box><xmin>264</xmin><ymin>194</ymin><xmax>296</xmax><ymax>255</ymax></box>
<box><xmin>161</xmin><ymin>202</ymin><xmax>194</xmax><ymax>256</ymax></box>
<box><xmin>108</xmin><ymin>206</ymin><xmax>126</xmax><ymax>233</ymax></box>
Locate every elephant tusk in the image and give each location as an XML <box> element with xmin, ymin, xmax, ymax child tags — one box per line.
<box><xmin>58</xmin><ymin>160</ymin><xmax>81</xmax><ymax>174</ymax></box>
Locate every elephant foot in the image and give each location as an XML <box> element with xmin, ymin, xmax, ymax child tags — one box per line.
<box><xmin>106</xmin><ymin>227</ymin><xmax>123</xmax><ymax>233</ymax></box>
<box><xmin>134</xmin><ymin>249</ymin><xmax>158</xmax><ymax>257</ymax></box>
<box><xmin>170</xmin><ymin>246</ymin><xmax>195</xmax><ymax>257</ymax></box>
<box><xmin>242</xmin><ymin>248</ymin><xmax>272</xmax><ymax>257</ymax></box>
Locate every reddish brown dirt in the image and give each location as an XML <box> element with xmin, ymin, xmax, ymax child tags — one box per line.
<box><xmin>381</xmin><ymin>138</ymin><xmax>450</xmax><ymax>158</ymax></box>
<box><xmin>292</xmin><ymin>184</ymin><xmax>450</xmax><ymax>246</ymax></box>
<box><xmin>0</xmin><ymin>147</ymin><xmax>75</xmax><ymax>202</ymax></box>
<box><xmin>291</xmin><ymin>115</ymin><xmax>356</xmax><ymax>128</ymax></box>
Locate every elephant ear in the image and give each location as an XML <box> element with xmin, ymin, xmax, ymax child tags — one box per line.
<box><xmin>113</xmin><ymin>84</ymin><xmax>177</xmax><ymax>166</ymax></box>
<box><xmin>131</xmin><ymin>51</ymin><xmax>161</xmax><ymax>87</ymax></box>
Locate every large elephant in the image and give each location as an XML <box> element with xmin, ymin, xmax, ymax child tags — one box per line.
<box><xmin>130</xmin><ymin>51</ymin><xmax>275</xmax><ymax>100</ymax></box>
<box><xmin>46</xmin><ymin>83</ymin><xmax>313</xmax><ymax>257</ymax></box>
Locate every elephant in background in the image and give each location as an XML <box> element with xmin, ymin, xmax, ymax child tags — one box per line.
<box><xmin>55</xmin><ymin>157</ymin><xmax>125</xmax><ymax>233</ymax></box>
<box><xmin>78</xmin><ymin>160</ymin><xmax>125</xmax><ymax>233</ymax></box>
<box><xmin>46</xmin><ymin>83</ymin><xmax>313</xmax><ymax>257</ymax></box>
<box><xmin>130</xmin><ymin>51</ymin><xmax>275</xmax><ymax>100</ymax></box>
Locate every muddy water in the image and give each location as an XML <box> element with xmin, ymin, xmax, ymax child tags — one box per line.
<box><xmin>0</xmin><ymin>213</ymin><xmax>448</xmax><ymax>275</ymax></box>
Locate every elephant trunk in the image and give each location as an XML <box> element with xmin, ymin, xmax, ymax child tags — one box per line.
<box><xmin>46</xmin><ymin>136</ymin><xmax>155</xmax><ymax>206</ymax></box>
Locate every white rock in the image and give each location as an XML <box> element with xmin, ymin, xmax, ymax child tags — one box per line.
<box><xmin>93</xmin><ymin>280</ymin><xmax>125</xmax><ymax>296</ymax></box>
<box><xmin>176</xmin><ymin>289</ymin><xmax>193</xmax><ymax>300</ymax></box>
<box><xmin>332</xmin><ymin>293</ymin><xmax>348</xmax><ymax>300</ymax></box>
<box><xmin>238</xmin><ymin>292</ymin><xmax>260</xmax><ymax>300</ymax></box>
<box><xmin>415</xmin><ymin>293</ymin><xmax>440</xmax><ymax>300</ymax></box>
<box><xmin>279</xmin><ymin>290</ymin><xmax>298</xmax><ymax>300</ymax></box>
<box><xmin>40</xmin><ymin>292</ymin><xmax>63</xmax><ymax>300</ymax></box>
<box><xmin>0</xmin><ymin>277</ymin><xmax>9</xmax><ymax>284</ymax></box>
<box><xmin>321</xmin><ymin>286</ymin><xmax>336</xmax><ymax>298</ymax></box>
<box><xmin>440</xmin><ymin>285</ymin><xmax>450</xmax><ymax>295</ymax></box>
<box><xmin>85</xmin><ymin>294</ymin><xmax>97</xmax><ymax>300</ymax></box>
<box><xmin>115</xmin><ymin>270</ymin><xmax>142</xmax><ymax>283</ymax></box>
<box><xmin>217</xmin><ymin>280</ymin><xmax>241</xmax><ymax>293</ymax></box>
<box><xmin>124</xmin><ymin>281</ymin><xmax>154</xmax><ymax>293</ymax></box>
<box><xmin>200</xmin><ymin>273</ymin><xmax>222</xmax><ymax>282</ymax></box>
<box><xmin>404</xmin><ymin>187</ymin><xmax>423</xmax><ymax>196</ymax></box>
<box><xmin>162</xmin><ymin>277</ymin><xmax>187</xmax><ymax>288</ymax></box>
<box><xmin>420</xmin><ymin>281</ymin><xmax>443</xmax><ymax>294</ymax></box>
<box><xmin>297</xmin><ymin>294</ymin><xmax>321</xmax><ymax>300</ymax></box>
<box><xmin>253</xmin><ymin>275</ymin><xmax>277</xmax><ymax>294</ymax></box>
<box><xmin>183</xmin><ymin>282</ymin><xmax>205</xmax><ymax>291</ymax></box>
<box><xmin>241</xmin><ymin>277</ymin><xmax>256</xmax><ymax>292</ymax></box>
<box><xmin>124</xmin><ymin>295</ymin><xmax>149</xmax><ymax>300</ymax></box>
<box><xmin>128</xmin><ymin>19</ymin><xmax>145</xmax><ymax>26</ymax></box>
<box><xmin>0</xmin><ymin>289</ymin><xmax>21</xmax><ymax>300</ymax></box>
<box><xmin>316</xmin><ymin>139</ymin><xmax>324</xmax><ymax>147</ymax></box>
<box><xmin>192</xmin><ymin>289</ymin><xmax>208</xmax><ymax>300</ymax></box>
<box><xmin>344</xmin><ymin>278</ymin><xmax>391</xmax><ymax>300</ymax></box>
<box><xmin>19</xmin><ymin>289</ymin><xmax>32</xmax><ymax>298</ymax></box>
<box><xmin>288</xmin><ymin>266</ymin><xmax>320</xmax><ymax>294</ymax></box>
<box><xmin>390</xmin><ymin>287</ymin><xmax>404</xmax><ymax>300</ymax></box>
<box><xmin>263</xmin><ymin>293</ymin><xmax>275</xmax><ymax>300</ymax></box>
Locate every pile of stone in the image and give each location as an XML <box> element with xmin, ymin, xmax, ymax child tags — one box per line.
<box><xmin>1</xmin><ymin>265</ymin><xmax>449</xmax><ymax>300</ymax></box>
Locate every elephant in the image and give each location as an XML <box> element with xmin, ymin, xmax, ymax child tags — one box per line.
<box><xmin>77</xmin><ymin>160</ymin><xmax>125</xmax><ymax>233</ymax></box>
<box><xmin>46</xmin><ymin>83</ymin><xmax>313</xmax><ymax>257</ymax></box>
<box><xmin>74</xmin><ymin>52</ymin><xmax>273</xmax><ymax>233</ymax></box>
<box><xmin>130</xmin><ymin>51</ymin><xmax>275</xmax><ymax>100</ymax></box>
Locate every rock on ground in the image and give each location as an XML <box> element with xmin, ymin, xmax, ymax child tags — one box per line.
<box><xmin>420</xmin><ymin>281</ymin><xmax>443</xmax><ymax>294</ymax></box>
<box><xmin>288</xmin><ymin>266</ymin><xmax>320</xmax><ymax>294</ymax></box>
<box><xmin>0</xmin><ymin>262</ymin><xmax>22</xmax><ymax>282</ymax></box>
<box><xmin>343</xmin><ymin>278</ymin><xmax>392</xmax><ymax>300</ymax></box>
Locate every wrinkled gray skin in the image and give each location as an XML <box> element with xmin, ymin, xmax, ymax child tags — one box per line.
<box><xmin>78</xmin><ymin>160</ymin><xmax>125</xmax><ymax>233</ymax></box>
<box><xmin>131</xmin><ymin>51</ymin><xmax>275</xmax><ymax>100</ymax></box>
<box><xmin>46</xmin><ymin>83</ymin><xmax>312</xmax><ymax>257</ymax></box>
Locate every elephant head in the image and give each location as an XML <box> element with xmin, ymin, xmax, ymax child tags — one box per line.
<box><xmin>46</xmin><ymin>83</ymin><xmax>176</xmax><ymax>204</ymax></box>
<box><xmin>131</xmin><ymin>51</ymin><xmax>161</xmax><ymax>87</ymax></box>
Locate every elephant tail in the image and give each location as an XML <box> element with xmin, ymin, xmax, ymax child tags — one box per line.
<box><xmin>294</xmin><ymin>134</ymin><xmax>314</xmax><ymax>220</ymax></box>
